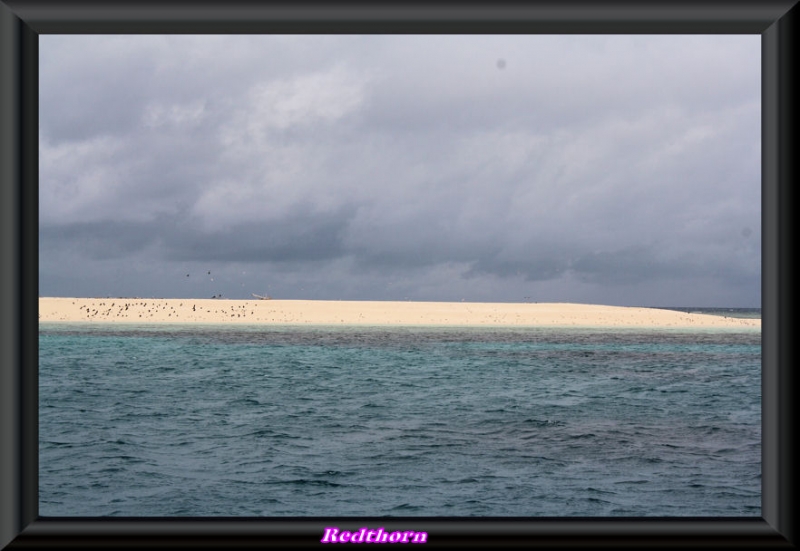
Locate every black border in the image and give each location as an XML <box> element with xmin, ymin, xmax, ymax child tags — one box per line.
<box><xmin>1</xmin><ymin>1</ymin><xmax>796</xmax><ymax>549</ymax></box>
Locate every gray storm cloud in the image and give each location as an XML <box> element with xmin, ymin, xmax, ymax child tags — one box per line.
<box><xmin>39</xmin><ymin>35</ymin><xmax>760</xmax><ymax>306</ymax></box>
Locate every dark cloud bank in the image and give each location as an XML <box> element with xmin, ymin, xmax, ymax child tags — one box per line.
<box><xmin>39</xmin><ymin>35</ymin><xmax>760</xmax><ymax>307</ymax></box>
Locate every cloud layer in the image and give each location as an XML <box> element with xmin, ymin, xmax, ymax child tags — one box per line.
<box><xmin>39</xmin><ymin>35</ymin><xmax>761</xmax><ymax>306</ymax></box>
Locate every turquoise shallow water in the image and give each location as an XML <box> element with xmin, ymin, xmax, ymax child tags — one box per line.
<box><xmin>39</xmin><ymin>323</ymin><xmax>761</xmax><ymax>517</ymax></box>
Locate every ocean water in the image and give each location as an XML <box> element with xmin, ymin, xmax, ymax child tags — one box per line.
<box><xmin>39</xmin><ymin>322</ymin><xmax>761</xmax><ymax>517</ymax></box>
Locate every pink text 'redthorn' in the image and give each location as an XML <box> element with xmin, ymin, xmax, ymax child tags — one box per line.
<box><xmin>321</xmin><ymin>527</ymin><xmax>428</xmax><ymax>544</ymax></box>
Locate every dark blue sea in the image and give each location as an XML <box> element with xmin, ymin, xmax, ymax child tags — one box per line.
<box><xmin>39</xmin><ymin>319</ymin><xmax>761</xmax><ymax>517</ymax></box>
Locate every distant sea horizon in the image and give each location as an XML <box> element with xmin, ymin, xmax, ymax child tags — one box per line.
<box><xmin>655</xmin><ymin>307</ymin><xmax>761</xmax><ymax>320</ymax></box>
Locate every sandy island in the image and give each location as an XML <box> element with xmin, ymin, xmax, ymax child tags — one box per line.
<box><xmin>38</xmin><ymin>298</ymin><xmax>760</xmax><ymax>329</ymax></box>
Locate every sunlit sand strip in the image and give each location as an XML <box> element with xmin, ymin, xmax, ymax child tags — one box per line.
<box><xmin>38</xmin><ymin>298</ymin><xmax>760</xmax><ymax>329</ymax></box>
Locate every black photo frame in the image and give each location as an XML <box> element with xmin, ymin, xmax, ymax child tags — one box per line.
<box><xmin>1</xmin><ymin>1</ymin><xmax>796</xmax><ymax>548</ymax></box>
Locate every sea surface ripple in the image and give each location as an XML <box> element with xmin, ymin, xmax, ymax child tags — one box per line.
<box><xmin>39</xmin><ymin>324</ymin><xmax>761</xmax><ymax>517</ymax></box>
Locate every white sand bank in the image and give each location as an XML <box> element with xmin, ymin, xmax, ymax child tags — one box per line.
<box><xmin>38</xmin><ymin>298</ymin><xmax>760</xmax><ymax>329</ymax></box>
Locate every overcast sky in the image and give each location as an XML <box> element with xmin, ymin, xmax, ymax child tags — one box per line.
<box><xmin>39</xmin><ymin>35</ymin><xmax>760</xmax><ymax>306</ymax></box>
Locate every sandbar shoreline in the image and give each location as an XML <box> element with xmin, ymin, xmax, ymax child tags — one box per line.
<box><xmin>38</xmin><ymin>298</ymin><xmax>761</xmax><ymax>329</ymax></box>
